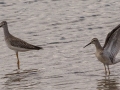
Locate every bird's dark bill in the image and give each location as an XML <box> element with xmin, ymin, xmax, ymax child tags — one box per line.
<box><xmin>84</xmin><ymin>42</ymin><xmax>91</xmax><ymax>48</ymax></box>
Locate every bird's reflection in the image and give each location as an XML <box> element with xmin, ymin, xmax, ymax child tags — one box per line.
<box><xmin>97</xmin><ymin>75</ymin><xmax>119</xmax><ymax>90</ymax></box>
<box><xmin>3</xmin><ymin>69</ymin><xmax>41</xmax><ymax>90</ymax></box>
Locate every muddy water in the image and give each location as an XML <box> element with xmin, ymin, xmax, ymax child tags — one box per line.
<box><xmin>0</xmin><ymin>0</ymin><xmax>120</xmax><ymax>90</ymax></box>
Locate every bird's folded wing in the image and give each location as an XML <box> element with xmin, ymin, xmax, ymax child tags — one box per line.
<box><xmin>8</xmin><ymin>36</ymin><xmax>40</xmax><ymax>50</ymax></box>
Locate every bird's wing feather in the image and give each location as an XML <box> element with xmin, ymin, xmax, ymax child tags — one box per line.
<box><xmin>103</xmin><ymin>24</ymin><xmax>120</xmax><ymax>48</ymax></box>
<box><xmin>104</xmin><ymin>24</ymin><xmax>120</xmax><ymax>59</ymax></box>
<box><xmin>8</xmin><ymin>35</ymin><xmax>41</xmax><ymax>50</ymax></box>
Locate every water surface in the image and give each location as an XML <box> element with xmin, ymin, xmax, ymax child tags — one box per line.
<box><xmin>0</xmin><ymin>0</ymin><xmax>120</xmax><ymax>90</ymax></box>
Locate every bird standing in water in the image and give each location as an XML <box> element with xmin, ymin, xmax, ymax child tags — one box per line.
<box><xmin>84</xmin><ymin>24</ymin><xmax>120</xmax><ymax>75</ymax></box>
<box><xmin>0</xmin><ymin>21</ymin><xmax>43</xmax><ymax>69</ymax></box>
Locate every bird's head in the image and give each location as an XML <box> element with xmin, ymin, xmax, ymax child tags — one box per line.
<box><xmin>84</xmin><ymin>38</ymin><xmax>98</xmax><ymax>48</ymax></box>
<box><xmin>0</xmin><ymin>21</ymin><xmax>7</xmax><ymax>27</ymax></box>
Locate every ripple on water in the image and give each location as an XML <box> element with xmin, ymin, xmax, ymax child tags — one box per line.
<box><xmin>2</xmin><ymin>69</ymin><xmax>41</xmax><ymax>89</ymax></box>
<box><xmin>0</xmin><ymin>0</ymin><xmax>120</xmax><ymax>90</ymax></box>
<box><xmin>97</xmin><ymin>76</ymin><xmax>120</xmax><ymax>90</ymax></box>
<box><xmin>0</xmin><ymin>2</ymin><xmax>5</xmax><ymax>4</ymax></box>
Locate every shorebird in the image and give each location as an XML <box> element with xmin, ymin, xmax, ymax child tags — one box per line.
<box><xmin>84</xmin><ymin>24</ymin><xmax>120</xmax><ymax>75</ymax></box>
<box><xmin>0</xmin><ymin>21</ymin><xmax>43</xmax><ymax>69</ymax></box>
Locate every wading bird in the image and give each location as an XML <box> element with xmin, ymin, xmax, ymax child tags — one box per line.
<box><xmin>0</xmin><ymin>21</ymin><xmax>43</xmax><ymax>69</ymax></box>
<box><xmin>84</xmin><ymin>24</ymin><xmax>120</xmax><ymax>75</ymax></box>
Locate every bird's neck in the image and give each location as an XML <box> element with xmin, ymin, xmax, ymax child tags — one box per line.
<box><xmin>3</xmin><ymin>24</ymin><xmax>11</xmax><ymax>38</ymax></box>
<box><xmin>94</xmin><ymin>40</ymin><xmax>103</xmax><ymax>51</ymax></box>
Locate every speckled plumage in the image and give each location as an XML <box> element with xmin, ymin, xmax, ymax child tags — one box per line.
<box><xmin>6</xmin><ymin>35</ymin><xmax>42</xmax><ymax>51</ymax></box>
<box><xmin>0</xmin><ymin>21</ymin><xmax>43</xmax><ymax>69</ymax></box>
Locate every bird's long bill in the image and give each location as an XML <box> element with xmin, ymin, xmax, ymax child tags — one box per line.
<box><xmin>84</xmin><ymin>42</ymin><xmax>91</xmax><ymax>48</ymax></box>
<box><xmin>0</xmin><ymin>22</ymin><xmax>2</xmax><ymax>27</ymax></box>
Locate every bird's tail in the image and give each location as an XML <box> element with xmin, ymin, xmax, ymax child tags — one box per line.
<box><xmin>34</xmin><ymin>46</ymin><xmax>43</xmax><ymax>50</ymax></box>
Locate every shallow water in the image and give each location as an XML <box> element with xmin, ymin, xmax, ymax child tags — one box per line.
<box><xmin>0</xmin><ymin>0</ymin><xmax>120</xmax><ymax>90</ymax></box>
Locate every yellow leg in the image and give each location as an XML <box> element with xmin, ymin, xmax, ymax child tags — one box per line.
<box><xmin>16</xmin><ymin>52</ymin><xmax>20</xmax><ymax>69</ymax></box>
<box><xmin>104</xmin><ymin>64</ymin><xmax>107</xmax><ymax>75</ymax></box>
<box><xmin>107</xmin><ymin>65</ymin><xmax>110</xmax><ymax>75</ymax></box>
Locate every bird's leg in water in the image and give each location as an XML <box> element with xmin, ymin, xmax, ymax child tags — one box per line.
<box><xmin>107</xmin><ymin>65</ymin><xmax>110</xmax><ymax>75</ymax></box>
<box><xmin>104</xmin><ymin>64</ymin><xmax>107</xmax><ymax>75</ymax></box>
<box><xmin>16</xmin><ymin>52</ymin><xmax>20</xmax><ymax>69</ymax></box>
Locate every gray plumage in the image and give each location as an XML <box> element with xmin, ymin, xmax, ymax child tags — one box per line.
<box><xmin>7</xmin><ymin>35</ymin><xmax>42</xmax><ymax>50</ymax></box>
<box><xmin>84</xmin><ymin>24</ymin><xmax>120</xmax><ymax>75</ymax></box>
<box><xmin>0</xmin><ymin>21</ymin><xmax>43</xmax><ymax>69</ymax></box>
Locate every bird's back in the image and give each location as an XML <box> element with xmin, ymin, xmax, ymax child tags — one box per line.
<box><xmin>5</xmin><ymin>35</ymin><xmax>43</xmax><ymax>51</ymax></box>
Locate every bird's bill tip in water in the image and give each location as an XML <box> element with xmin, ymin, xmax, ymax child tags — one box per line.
<box><xmin>83</xmin><ymin>42</ymin><xmax>91</xmax><ymax>48</ymax></box>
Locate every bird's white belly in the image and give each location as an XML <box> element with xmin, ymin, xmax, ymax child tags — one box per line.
<box><xmin>95</xmin><ymin>51</ymin><xmax>111</xmax><ymax>65</ymax></box>
<box><xmin>6</xmin><ymin>42</ymin><xmax>30</xmax><ymax>52</ymax></box>
<box><xmin>9</xmin><ymin>45</ymin><xmax>30</xmax><ymax>52</ymax></box>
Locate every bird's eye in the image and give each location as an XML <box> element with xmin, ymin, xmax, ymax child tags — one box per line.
<box><xmin>92</xmin><ymin>39</ymin><xmax>96</xmax><ymax>42</ymax></box>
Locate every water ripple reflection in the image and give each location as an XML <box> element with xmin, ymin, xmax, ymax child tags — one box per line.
<box><xmin>97</xmin><ymin>76</ymin><xmax>120</xmax><ymax>90</ymax></box>
<box><xmin>3</xmin><ymin>69</ymin><xmax>41</xmax><ymax>90</ymax></box>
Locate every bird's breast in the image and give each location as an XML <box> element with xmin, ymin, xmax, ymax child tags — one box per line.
<box><xmin>95</xmin><ymin>51</ymin><xmax>110</xmax><ymax>65</ymax></box>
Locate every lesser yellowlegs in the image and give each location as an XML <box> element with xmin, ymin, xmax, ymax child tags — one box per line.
<box><xmin>84</xmin><ymin>24</ymin><xmax>120</xmax><ymax>75</ymax></box>
<box><xmin>0</xmin><ymin>21</ymin><xmax>43</xmax><ymax>69</ymax></box>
